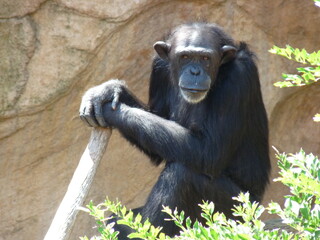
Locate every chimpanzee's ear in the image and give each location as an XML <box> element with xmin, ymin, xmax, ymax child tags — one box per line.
<box><xmin>153</xmin><ymin>41</ymin><xmax>171</xmax><ymax>60</ymax></box>
<box><xmin>221</xmin><ymin>45</ymin><xmax>237</xmax><ymax>65</ymax></box>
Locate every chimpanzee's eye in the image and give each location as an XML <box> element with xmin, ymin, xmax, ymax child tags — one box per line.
<box><xmin>203</xmin><ymin>56</ymin><xmax>210</xmax><ymax>61</ymax></box>
<box><xmin>181</xmin><ymin>55</ymin><xmax>189</xmax><ymax>59</ymax></box>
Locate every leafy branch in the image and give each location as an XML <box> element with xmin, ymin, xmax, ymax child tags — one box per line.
<box><xmin>269</xmin><ymin>45</ymin><xmax>320</xmax><ymax>88</ymax></box>
<box><xmin>268</xmin><ymin>149</ymin><xmax>320</xmax><ymax>239</ymax></box>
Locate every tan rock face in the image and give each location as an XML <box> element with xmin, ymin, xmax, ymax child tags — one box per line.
<box><xmin>0</xmin><ymin>1</ymin><xmax>319</xmax><ymax>239</ymax></box>
<box><xmin>264</xmin><ymin>82</ymin><xmax>320</xmax><ymax>208</ymax></box>
<box><xmin>0</xmin><ymin>0</ymin><xmax>46</xmax><ymax>18</ymax></box>
<box><xmin>0</xmin><ymin>18</ymin><xmax>35</xmax><ymax>117</ymax></box>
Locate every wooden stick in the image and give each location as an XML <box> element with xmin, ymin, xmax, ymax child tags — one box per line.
<box><xmin>44</xmin><ymin>128</ymin><xmax>112</xmax><ymax>240</ymax></box>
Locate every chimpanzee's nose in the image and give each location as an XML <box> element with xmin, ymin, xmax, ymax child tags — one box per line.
<box><xmin>190</xmin><ymin>66</ymin><xmax>201</xmax><ymax>76</ymax></box>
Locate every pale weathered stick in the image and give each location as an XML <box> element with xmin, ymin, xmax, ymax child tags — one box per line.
<box><xmin>44</xmin><ymin>128</ymin><xmax>112</xmax><ymax>240</ymax></box>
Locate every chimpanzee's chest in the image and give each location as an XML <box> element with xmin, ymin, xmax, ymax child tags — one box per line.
<box><xmin>169</xmin><ymin>99</ymin><xmax>208</xmax><ymax>133</ymax></box>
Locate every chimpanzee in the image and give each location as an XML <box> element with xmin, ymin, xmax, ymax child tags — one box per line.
<box><xmin>79</xmin><ymin>22</ymin><xmax>270</xmax><ymax>238</ymax></box>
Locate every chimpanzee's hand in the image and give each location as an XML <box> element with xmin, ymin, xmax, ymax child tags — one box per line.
<box><xmin>79</xmin><ymin>79</ymin><xmax>126</xmax><ymax>127</ymax></box>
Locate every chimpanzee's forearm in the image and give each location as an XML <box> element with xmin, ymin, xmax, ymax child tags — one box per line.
<box><xmin>119</xmin><ymin>88</ymin><xmax>148</xmax><ymax>110</ymax></box>
<box><xmin>103</xmin><ymin>102</ymin><xmax>205</xmax><ymax>171</ymax></box>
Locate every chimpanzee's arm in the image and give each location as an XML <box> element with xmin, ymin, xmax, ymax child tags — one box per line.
<box><xmin>102</xmin><ymin>102</ymin><xmax>220</xmax><ymax>176</ymax></box>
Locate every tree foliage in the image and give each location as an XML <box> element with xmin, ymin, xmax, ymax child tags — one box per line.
<box><xmin>80</xmin><ymin>149</ymin><xmax>320</xmax><ymax>240</ymax></box>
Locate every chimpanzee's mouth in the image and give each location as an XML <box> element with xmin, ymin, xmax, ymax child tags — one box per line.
<box><xmin>180</xmin><ymin>87</ymin><xmax>209</xmax><ymax>104</ymax></box>
<box><xmin>180</xmin><ymin>87</ymin><xmax>208</xmax><ymax>93</ymax></box>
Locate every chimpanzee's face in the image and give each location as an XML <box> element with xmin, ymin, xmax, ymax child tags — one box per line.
<box><xmin>154</xmin><ymin>25</ymin><xmax>236</xmax><ymax>104</ymax></box>
<box><xmin>171</xmin><ymin>28</ymin><xmax>220</xmax><ymax>103</ymax></box>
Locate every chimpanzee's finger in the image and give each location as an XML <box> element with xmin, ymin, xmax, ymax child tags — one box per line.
<box><xmin>79</xmin><ymin>104</ymin><xmax>90</xmax><ymax>126</ymax></box>
<box><xmin>81</xmin><ymin>103</ymin><xmax>99</xmax><ymax>127</ymax></box>
<box><xmin>93</xmin><ymin>102</ymin><xmax>108</xmax><ymax>127</ymax></box>
<box><xmin>111</xmin><ymin>93</ymin><xmax>120</xmax><ymax>110</ymax></box>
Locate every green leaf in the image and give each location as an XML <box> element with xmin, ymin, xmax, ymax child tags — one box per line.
<box><xmin>200</xmin><ymin>226</ymin><xmax>209</xmax><ymax>239</ymax></box>
<box><xmin>238</xmin><ymin>233</ymin><xmax>251</xmax><ymax>240</ymax></box>
<box><xmin>300</xmin><ymin>207</ymin><xmax>310</xmax><ymax>219</ymax></box>
<box><xmin>186</xmin><ymin>217</ymin><xmax>192</xmax><ymax>228</ymax></box>
<box><xmin>121</xmin><ymin>206</ymin><xmax>127</xmax><ymax>216</ymax></box>
<box><xmin>314</xmin><ymin>113</ymin><xmax>320</xmax><ymax>122</ymax></box>
<box><xmin>158</xmin><ymin>232</ymin><xmax>166</xmax><ymax>240</ymax></box>
<box><xmin>127</xmin><ymin>232</ymin><xmax>143</xmax><ymax>238</ymax></box>
<box><xmin>134</xmin><ymin>213</ymin><xmax>142</xmax><ymax>224</ymax></box>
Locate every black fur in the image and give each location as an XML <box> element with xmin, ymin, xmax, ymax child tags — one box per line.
<box><xmin>79</xmin><ymin>22</ymin><xmax>270</xmax><ymax>239</ymax></box>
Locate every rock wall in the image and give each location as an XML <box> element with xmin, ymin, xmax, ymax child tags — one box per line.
<box><xmin>0</xmin><ymin>0</ymin><xmax>319</xmax><ymax>239</ymax></box>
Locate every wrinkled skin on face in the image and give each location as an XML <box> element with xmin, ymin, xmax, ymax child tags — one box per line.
<box><xmin>154</xmin><ymin>25</ymin><xmax>236</xmax><ymax>103</ymax></box>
